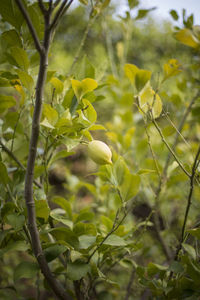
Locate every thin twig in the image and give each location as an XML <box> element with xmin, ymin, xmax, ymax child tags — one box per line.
<box><xmin>152</xmin><ymin>118</ymin><xmax>191</xmax><ymax>178</ymax></box>
<box><xmin>49</xmin><ymin>0</ymin><xmax>73</xmax><ymax>32</ymax></box>
<box><xmin>124</xmin><ymin>266</ymin><xmax>135</xmax><ymax>300</ymax></box>
<box><xmin>170</xmin><ymin>145</ymin><xmax>200</xmax><ymax>278</ymax></box>
<box><xmin>15</xmin><ymin>0</ymin><xmax>44</xmax><ymax>55</ymax></box>
<box><xmin>87</xmin><ymin>207</ymin><xmax>130</xmax><ymax>263</ymax></box>
<box><xmin>68</xmin><ymin>15</ymin><xmax>96</xmax><ymax>76</ymax></box>
<box><xmin>38</xmin><ymin>0</ymin><xmax>47</xmax><ymax>15</ymax></box>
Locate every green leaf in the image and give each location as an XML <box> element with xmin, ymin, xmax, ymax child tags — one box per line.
<box><xmin>76</xmin><ymin>210</ymin><xmax>94</xmax><ymax>223</ymax></box>
<box><xmin>71</xmin><ymin>78</ymin><xmax>98</xmax><ymax>100</ymax></box>
<box><xmin>138</xmin><ymin>85</ymin><xmax>162</xmax><ymax>118</ymax></box>
<box><xmin>119</xmin><ymin>173</ymin><xmax>140</xmax><ymax>202</ymax></box>
<box><xmin>0</xmin><ymin>0</ymin><xmax>24</xmax><ymax>30</ymax></box>
<box><xmin>135</xmin><ymin>69</ymin><xmax>152</xmax><ymax>92</ymax></box>
<box><xmin>82</xmin><ymin>98</ymin><xmax>97</xmax><ymax>124</ymax></box>
<box><xmin>79</xmin><ymin>0</ymin><xmax>88</xmax><ymax>5</ymax></box>
<box><xmin>6</xmin><ymin>214</ymin><xmax>25</xmax><ymax>231</ymax></box>
<box><xmin>147</xmin><ymin>262</ymin><xmax>167</xmax><ymax>277</ymax></box>
<box><xmin>104</xmin><ymin>234</ymin><xmax>127</xmax><ymax>246</ymax></box>
<box><xmin>163</xmin><ymin>59</ymin><xmax>181</xmax><ymax>82</ymax></box>
<box><xmin>175</xmin><ymin>28</ymin><xmax>200</xmax><ymax>48</ymax></box>
<box><xmin>187</xmin><ymin>228</ymin><xmax>200</xmax><ymax>240</ymax></box>
<box><xmin>135</xmin><ymin>8</ymin><xmax>156</xmax><ymax>20</ymax></box>
<box><xmin>128</xmin><ymin>0</ymin><xmax>139</xmax><ymax>9</ymax></box>
<box><xmin>52</xmin><ymin>196</ymin><xmax>72</xmax><ymax>219</ymax></box>
<box><xmin>50</xmin><ymin>210</ymin><xmax>73</xmax><ymax>228</ymax></box>
<box><xmin>182</xmin><ymin>243</ymin><xmax>196</xmax><ymax>260</ymax></box>
<box><xmin>44</xmin><ymin>244</ymin><xmax>68</xmax><ymax>262</ymax></box>
<box><xmin>42</xmin><ymin>103</ymin><xmax>58</xmax><ymax>126</ymax></box>
<box><xmin>89</xmin><ymin>124</ymin><xmax>106</xmax><ymax>131</ymax></box>
<box><xmin>50</xmin><ymin>227</ymin><xmax>79</xmax><ymax>249</ymax></box>
<box><xmin>8</xmin><ymin>47</ymin><xmax>29</xmax><ymax>71</ymax></box>
<box><xmin>73</xmin><ymin>222</ymin><xmax>97</xmax><ymax>237</ymax></box>
<box><xmin>0</xmin><ymin>95</ymin><xmax>16</xmax><ymax>113</ymax></box>
<box><xmin>1</xmin><ymin>29</ymin><xmax>22</xmax><ymax>49</ymax></box>
<box><xmin>170</xmin><ymin>10</ymin><xmax>179</xmax><ymax>21</ymax></box>
<box><xmin>48</xmin><ymin>150</ymin><xmax>74</xmax><ymax>167</ymax></box>
<box><xmin>113</xmin><ymin>157</ymin><xmax>128</xmax><ymax>185</ymax></box>
<box><xmin>35</xmin><ymin>200</ymin><xmax>50</xmax><ymax>221</ymax></box>
<box><xmin>124</xmin><ymin>64</ymin><xmax>139</xmax><ymax>84</ymax></box>
<box><xmin>14</xmin><ymin>262</ymin><xmax>39</xmax><ymax>282</ymax></box>
<box><xmin>0</xmin><ymin>162</ymin><xmax>9</xmax><ymax>184</ymax></box>
<box><xmin>79</xmin><ymin>235</ymin><xmax>96</xmax><ymax>249</ymax></box>
<box><xmin>169</xmin><ymin>261</ymin><xmax>184</xmax><ymax>274</ymax></box>
<box><xmin>66</xmin><ymin>261</ymin><xmax>90</xmax><ymax>280</ymax></box>
<box><xmin>50</xmin><ymin>77</ymin><xmax>64</xmax><ymax>94</ymax></box>
<box><xmin>40</xmin><ymin>118</ymin><xmax>55</xmax><ymax>129</ymax></box>
<box><xmin>16</xmin><ymin>69</ymin><xmax>34</xmax><ymax>91</ymax></box>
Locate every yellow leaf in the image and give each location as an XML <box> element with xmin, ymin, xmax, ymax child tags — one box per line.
<box><xmin>124</xmin><ymin>64</ymin><xmax>139</xmax><ymax>84</ymax></box>
<box><xmin>175</xmin><ymin>28</ymin><xmax>200</xmax><ymax>48</ymax></box>
<box><xmin>71</xmin><ymin>78</ymin><xmax>98</xmax><ymax>100</ymax></box>
<box><xmin>139</xmin><ymin>86</ymin><xmax>162</xmax><ymax>119</ymax></box>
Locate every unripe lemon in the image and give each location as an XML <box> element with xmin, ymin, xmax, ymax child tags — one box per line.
<box><xmin>88</xmin><ymin>140</ymin><xmax>112</xmax><ymax>165</ymax></box>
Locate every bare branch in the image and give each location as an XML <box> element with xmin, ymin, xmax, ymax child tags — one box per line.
<box><xmin>49</xmin><ymin>0</ymin><xmax>74</xmax><ymax>32</ymax></box>
<box><xmin>170</xmin><ymin>145</ymin><xmax>200</xmax><ymax>278</ymax></box>
<box><xmin>15</xmin><ymin>0</ymin><xmax>44</xmax><ymax>55</ymax></box>
<box><xmin>38</xmin><ymin>0</ymin><xmax>47</xmax><ymax>15</ymax></box>
<box><xmin>152</xmin><ymin>118</ymin><xmax>191</xmax><ymax>178</ymax></box>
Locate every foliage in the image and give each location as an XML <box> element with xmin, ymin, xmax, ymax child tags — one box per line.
<box><xmin>0</xmin><ymin>0</ymin><xmax>200</xmax><ymax>299</ymax></box>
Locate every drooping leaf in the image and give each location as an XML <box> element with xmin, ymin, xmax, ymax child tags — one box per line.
<box><xmin>79</xmin><ymin>235</ymin><xmax>96</xmax><ymax>249</ymax></box>
<box><xmin>0</xmin><ymin>162</ymin><xmax>9</xmax><ymax>184</ymax></box>
<box><xmin>42</xmin><ymin>103</ymin><xmax>58</xmax><ymax>126</ymax></box>
<box><xmin>50</xmin><ymin>77</ymin><xmax>64</xmax><ymax>94</ymax></box>
<box><xmin>35</xmin><ymin>200</ymin><xmax>50</xmax><ymax>221</ymax></box>
<box><xmin>124</xmin><ymin>64</ymin><xmax>139</xmax><ymax>84</ymax></box>
<box><xmin>0</xmin><ymin>0</ymin><xmax>24</xmax><ymax>30</ymax></box>
<box><xmin>135</xmin><ymin>69</ymin><xmax>152</xmax><ymax>92</ymax></box>
<box><xmin>71</xmin><ymin>78</ymin><xmax>98</xmax><ymax>100</ymax></box>
<box><xmin>52</xmin><ymin>196</ymin><xmax>72</xmax><ymax>218</ymax></box>
<box><xmin>104</xmin><ymin>234</ymin><xmax>127</xmax><ymax>246</ymax></box>
<box><xmin>1</xmin><ymin>29</ymin><xmax>22</xmax><ymax>49</ymax></box>
<box><xmin>0</xmin><ymin>95</ymin><xmax>16</xmax><ymax>113</ymax></box>
<box><xmin>44</xmin><ymin>244</ymin><xmax>68</xmax><ymax>262</ymax></box>
<box><xmin>119</xmin><ymin>173</ymin><xmax>140</xmax><ymax>202</ymax></box>
<box><xmin>163</xmin><ymin>59</ymin><xmax>182</xmax><ymax>82</ymax></box>
<box><xmin>175</xmin><ymin>28</ymin><xmax>200</xmax><ymax>48</ymax></box>
<box><xmin>66</xmin><ymin>261</ymin><xmax>90</xmax><ymax>280</ymax></box>
<box><xmin>82</xmin><ymin>98</ymin><xmax>97</xmax><ymax>124</ymax></box>
<box><xmin>138</xmin><ymin>85</ymin><xmax>162</xmax><ymax>118</ymax></box>
<box><xmin>16</xmin><ymin>70</ymin><xmax>34</xmax><ymax>91</ymax></box>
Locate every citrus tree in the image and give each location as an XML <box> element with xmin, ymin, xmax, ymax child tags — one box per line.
<box><xmin>0</xmin><ymin>0</ymin><xmax>200</xmax><ymax>299</ymax></box>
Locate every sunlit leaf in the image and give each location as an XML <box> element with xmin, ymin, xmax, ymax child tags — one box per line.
<box><xmin>175</xmin><ymin>28</ymin><xmax>200</xmax><ymax>48</ymax></box>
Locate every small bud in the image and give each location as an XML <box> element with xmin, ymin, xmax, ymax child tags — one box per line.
<box><xmin>88</xmin><ymin>140</ymin><xmax>112</xmax><ymax>165</ymax></box>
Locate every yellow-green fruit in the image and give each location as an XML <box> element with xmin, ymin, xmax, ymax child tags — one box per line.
<box><xmin>88</xmin><ymin>140</ymin><xmax>112</xmax><ymax>165</ymax></box>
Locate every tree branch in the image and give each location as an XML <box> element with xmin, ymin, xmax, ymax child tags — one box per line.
<box><xmin>49</xmin><ymin>0</ymin><xmax>74</xmax><ymax>32</ymax></box>
<box><xmin>152</xmin><ymin>118</ymin><xmax>191</xmax><ymax>178</ymax></box>
<box><xmin>15</xmin><ymin>0</ymin><xmax>44</xmax><ymax>55</ymax></box>
<box><xmin>38</xmin><ymin>0</ymin><xmax>47</xmax><ymax>15</ymax></box>
<box><xmin>169</xmin><ymin>145</ymin><xmax>200</xmax><ymax>278</ymax></box>
<box><xmin>16</xmin><ymin>3</ymin><xmax>72</xmax><ymax>299</ymax></box>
